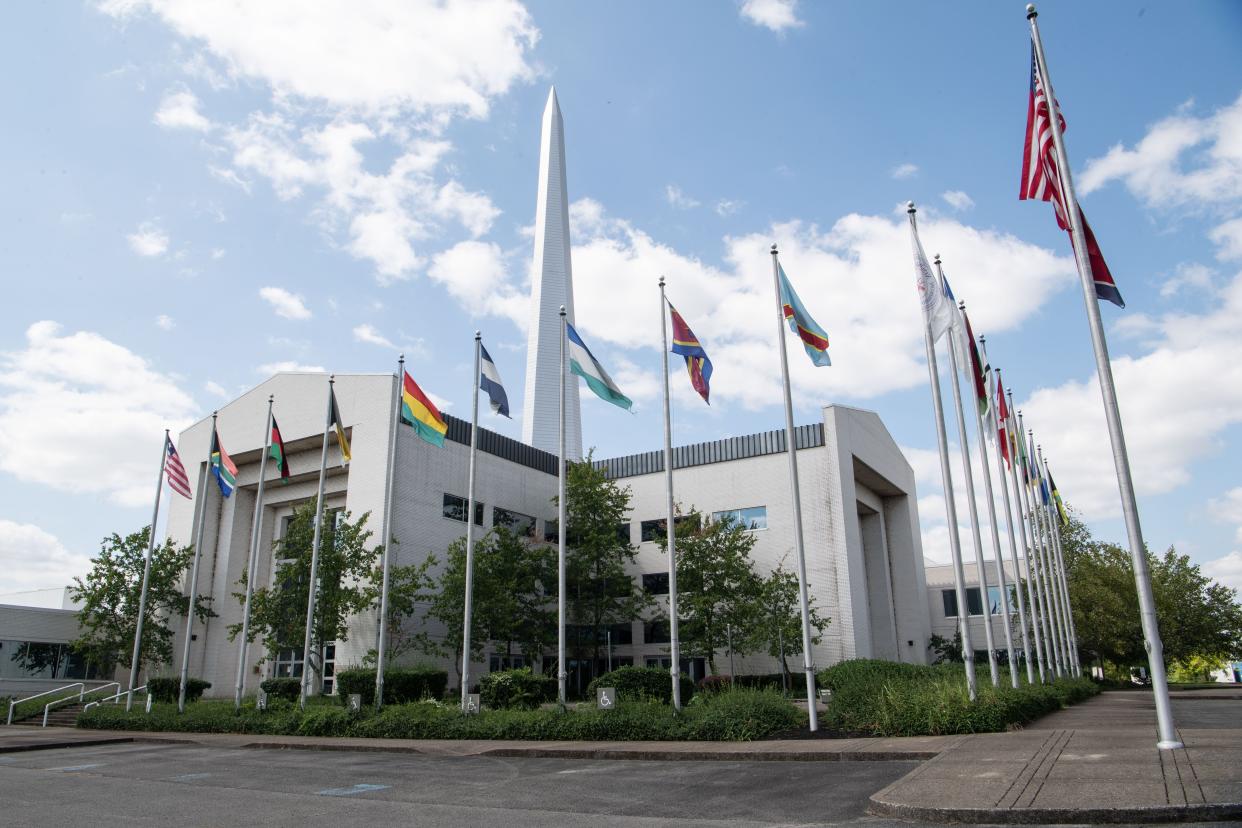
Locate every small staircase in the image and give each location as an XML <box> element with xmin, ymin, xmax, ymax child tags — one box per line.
<box><xmin>41</xmin><ymin>703</ymin><xmax>86</xmax><ymax>727</ymax></box>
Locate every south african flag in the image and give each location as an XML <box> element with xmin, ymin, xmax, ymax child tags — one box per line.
<box><xmin>210</xmin><ymin>428</ymin><xmax>238</xmax><ymax>498</ymax></box>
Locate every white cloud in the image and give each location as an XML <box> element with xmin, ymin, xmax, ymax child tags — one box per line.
<box><xmin>1158</xmin><ymin>262</ymin><xmax>1214</xmax><ymax>298</ymax></box>
<box><xmin>1079</xmin><ymin>92</ymin><xmax>1242</xmax><ymax>209</ymax></box>
<box><xmin>1209</xmin><ymin>487</ymin><xmax>1242</xmax><ymax>544</ymax></box>
<box><xmin>942</xmin><ymin>190</ymin><xmax>975</xmax><ymax>211</ymax></box>
<box><xmin>257</xmin><ymin>361</ymin><xmax>325</xmax><ymax>375</ymax></box>
<box><xmin>127</xmin><ymin>221</ymin><xmax>169</xmax><ymax>257</ymax></box>
<box><xmin>665</xmin><ymin>185</ymin><xmax>700</xmax><ymax>210</ymax></box>
<box><xmin>204</xmin><ymin>380</ymin><xmax>229</xmax><ymax>399</ymax></box>
<box><xmin>153</xmin><ymin>88</ymin><xmax>212</xmax><ymax>131</ymax></box>
<box><xmin>428</xmin><ymin>240</ymin><xmax>527</xmax><ymax>328</ymax></box>
<box><xmin>739</xmin><ymin>0</ymin><xmax>804</xmax><ymax>33</ymax></box>
<box><xmin>0</xmin><ymin>322</ymin><xmax>198</xmax><ymax>506</ymax></box>
<box><xmin>890</xmin><ymin>163</ymin><xmax>919</xmax><ymax>180</ymax></box>
<box><xmin>0</xmin><ymin>521</ymin><xmax>92</xmax><ymax>595</ymax></box>
<box><xmin>258</xmin><ymin>286</ymin><xmax>312</xmax><ymax>320</ymax></box>
<box><xmin>1210</xmin><ymin>218</ymin><xmax>1242</xmax><ymax>261</ymax></box>
<box><xmin>210</xmin><ymin>248</ymin><xmax>226</xmax><ymax>260</ymax></box>
<box><xmin>1203</xmin><ymin>550</ymin><xmax>1242</xmax><ymax>593</ymax></box>
<box><xmin>714</xmin><ymin>199</ymin><xmax>743</xmax><ymax>217</ymax></box>
<box><xmin>352</xmin><ymin>323</ymin><xmax>395</xmax><ymax>349</ymax></box>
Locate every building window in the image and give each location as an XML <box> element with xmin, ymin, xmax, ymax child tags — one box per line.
<box><xmin>607</xmin><ymin>623</ymin><xmax>633</xmax><ymax>646</ymax></box>
<box><xmin>645</xmin><ymin>656</ymin><xmax>671</xmax><ymax>669</ymax></box>
<box><xmin>272</xmin><ymin>648</ymin><xmax>303</xmax><ymax>679</ymax></box>
<box><xmin>443</xmin><ymin>493</ymin><xmax>484</xmax><ymax>526</ymax></box>
<box><xmin>321</xmin><ymin>644</ymin><xmax>336</xmax><ymax>695</ymax></box>
<box><xmin>0</xmin><ymin>640</ymin><xmax>99</xmax><ymax>680</ymax></box>
<box><xmin>489</xmin><ymin>654</ymin><xmax>527</xmax><ymax>672</ymax></box>
<box><xmin>941</xmin><ymin>587</ymin><xmax>1005</xmax><ymax>618</ymax></box>
<box><xmin>640</xmin><ymin>514</ymin><xmax>700</xmax><ymax>542</ymax></box>
<box><xmin>642</xmin><ymin>572</ymin><xmax>670</xmax><ymax>595</ymax></box>
<box><xmin>616</xmin><ymin>523</ymin><xmax>632</xmax><ymax>545</ymax></box>
<box><xmin>493</xmin><ymin>507</ymin><xmax>536</xmax><ymax>538</ymax></box>
<box><xmin>644</xmin><ymin>620</ymin><xmax>670</xmax><ymax>644</ymax></box>
<box><xmin>711</xmin><ymin>506</ymin><xmax>767</xmax><ymax>531</ymax></box>
<box><xmin>543</xmin><ymin>519</ymin><xmax>558</xmax><ymax>543</ymax></box>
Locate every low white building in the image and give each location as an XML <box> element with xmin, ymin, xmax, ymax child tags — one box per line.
<box><xmin>161</xmin><ymin>374</ymin><xmax>932</xmax><ymax>697</ymax></box>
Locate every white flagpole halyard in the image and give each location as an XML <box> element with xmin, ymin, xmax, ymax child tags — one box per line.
<box><xmin>1006</xmin><ymin>392</ymin><xmax>1046</xmax><ymax>683</ymax></box>
<box><xmin>908</xmin><ymin>205</ymin><xmax>977</xmax><ymax>701</ymax></box>
<box><xmin>1019</xmin><ymin>415</ymin><xmax>1063</xmax><ymax>677</ymax></box>
<box><xmin>1026</xmin><ymin>3</ymin><xmax>1179</xmax><ymax>748</ymax></box>
<box><xmin>769</xmin><ymin>244</ymin><xmax>819</xmax><ymax>731</ymax></box>
<box><xmin>991</xmin><ymin>368</ymin><xmax>1035</xmax><ymax>684</ymax></box>
<box><xmin>300</xmin><ymin>378</ymin><xmax>336</xmax><ymax>709</ymax></box>
<box><xmin>178</xmin><ymin>413</ymin><xmax>216</xmax><ymax>713</ymax></box>
<box><xmin>968</xmin><ymin>331</ymin><xmax>1018</xmax><ymax>689</ymax></box>
<box><xmin>938</xmin><ymin>273</ymin><xmax>999</xmax><ymax>689</ymax></box>
<box><xmin>234</xmin><ymin>396</ymin><xmax>274</xmax><ymax>709</ymax></box>
<box><xmin>128</xmin><ymin>430</ymin><xmax>169</xmax><ymax>711</ymax></box>
<box><xmin>461</xmin><ymin>334</ymin><xmax>483</xmax><ymax>712</ymax></box>
<box><xmin>557</xmin><ymin>305</ymin><xmax>569</xmax><ymax>709</ymax></box>
<box><xmin>658</xmin><ymin>278</ymin><xmax>682</xmax><ymax>711</ymax></box>
<box><xmin>375</xmin><ymin>355</ymin><xmax>403</xmax><ymax>709</ymax></box>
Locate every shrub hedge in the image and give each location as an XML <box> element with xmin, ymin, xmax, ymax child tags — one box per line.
<box><xmin>816</xmin><ymin>658</ymin><xmax>1099</xmax><ymax>736</ymax></box>
<box><xmin>585</xmin><ymin>666</ymin><xmax>694</xmax><ymax>705</ymax></box>
<box><xmin>335</xmin><ymin>666</ymin><xmax>448</xmax><ymax>706</ymax></box>
<box><xmin>478</xmin><ymin>668</ymin><xmax>556</xmax><ymax>710</ymax></box>
<box><xmin>76</xmin><ymin>687</ymin><xmax>801</xmax><ymax>741</ymax></box>
<box><xmin>732</xmin><ymin>673</ymin><xmax>788</xmax><ymax>691</ymax></box>
<box><xmin>697</xmin><ymin>675</ymin><xmax>732</xmax><ymax>694</ymax></box>
<box><xmin>146</xmin><ymin>677</ymin><xmax>211</xmax><ymax>704</ymax></box>
<box><xmin>259</xmin><ymin>678</ymin><xmax>301</xmax><ymax>701</ymax></box>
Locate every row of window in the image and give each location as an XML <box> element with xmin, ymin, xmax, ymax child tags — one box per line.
<box><xmin>940</xmin><ymin>586</ymin><xmax>1012</xmax><ymax>618</ymax></box>
<box><xmin>0</xmin><ymin>640</ymin><xmax>101</xmax><ymax>680</ymax></box>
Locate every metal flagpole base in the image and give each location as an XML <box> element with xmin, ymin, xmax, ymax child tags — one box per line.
<box><xmin>1157</xmin><ymin>739</ymin><xmax>1185</xmax><ymax>751</ymax></box>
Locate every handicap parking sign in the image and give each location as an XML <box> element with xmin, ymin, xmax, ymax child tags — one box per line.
<box><xmin>348</xmin><ymin>693</ymin><xmax>362</xmax><ymax>712</ymax></box>
<box><xmin>597</xmin><ymin>687</ymin><xmax>616</xmax><ymax>709</ymax></box>
<box><xmin>465</xmin><ymin>693</ymin><xmax>481</xmax><ymax>715</ymax></box>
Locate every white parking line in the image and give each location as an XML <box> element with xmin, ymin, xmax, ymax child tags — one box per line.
<box><xmin>172</xmin><ymin>772</ymin><xmax>212</xmax><ymax>781</ymax></box>
<box><xmin>48</xmin><ymin>763</ymin><xmax>103</xmax><ymax>772</ymax></box>
<box><xmin>317</xmin><ymin>783</ymin><xmax>391</xmax><ymax>797</ymax></box>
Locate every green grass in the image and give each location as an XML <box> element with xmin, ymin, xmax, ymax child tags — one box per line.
<box><xmin>76</xmin><ymin>687</ymin><xmax>803</xmax><ymax>742</ymax></box>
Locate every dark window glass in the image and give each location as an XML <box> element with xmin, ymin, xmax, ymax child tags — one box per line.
<box><xmin>965</xmin><ymin>587</ymin><xmax>984</xmax><ymax>617</ymax></box>
<box><xmin>941</xmin><ymin>589</ymin><xmax>958</xmax><ymax>618</ymax></box>
<box><xmin>601</xmin><ymin>575</ymin><xmax>633</xmax><ymax>598</ymax></box>
<box><xmin>644</xmin><ymin>620</ymin><xmax>670</xmax><ymax>644</ymax></box>
<box><xmin>711</xmin><ymin>506</ymin><xmax>768</xmax><ymax>530</ymax></box>
<box><xmin>443</xmin><ymin>493</ymin><xmax>483</xmax><ymax>526</ymax></box>
<box><xmin>942</xmin><ymin>587</ymin><xmax>987</xmax><ymax>617</ymax></box>
<box><xmin>615</xmin><ymin>523</ymin><xmax>632</xmax><ymax>544</ymax></box>
<box><xmin>608</xmin><ymin>623</ymin><xmax>633</xmax><ymax>645</ymax></box>
<box><xmin>642</xmin><ymin>573</ymin><xmax>670</xmax><ymax>595</ymax></box>
<box><xmin>543</xmin><ymin>519</ymin><xmax>558</xmax><ymax>543</ymax></box>
<box><xmin>494</xmin><ymin>507</ymin><xmax>536</xmax><ymax>538</ymax></box>
<box><xmin>640</xmin><ymin>514</ymin><xmax>699</xmax><ymax>542</ymax></box>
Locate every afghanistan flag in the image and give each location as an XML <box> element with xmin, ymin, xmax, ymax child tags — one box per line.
<box><xmin>270</xmin><ymin>416</ymin><xmax>289</xmax><ymax>481</ymax></box>
<box><xmin>400</xmin><ymin>371</ymin><xmax>448</xmax><ymax>447</ymax></box>
<box><xmin>668</xmin><ymin>302</ymin><xmax>713</xmax><ymax>404</ymax></box>
<box><xmin>210</xmin><ymin>428</ymin><xmax>237</xmax><ymax>498</ymax></box>
<box><xmin>329</xmin><ymin>386</ymin><xmax>351</xmax><ymax>465</ymax></box>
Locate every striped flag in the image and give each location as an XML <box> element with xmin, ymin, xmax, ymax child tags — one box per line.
<box><xmin>960</xmin><ymin>308</ymin><xmax>989</xmax><ymax>420</ymax></box>
<box><xmin>400</xmin><ymin>370</ymin><xmax>448</xmax><ymax>447</ymax></box>
<box><xmin>328</xmin><ymin>386</ymin><xmax>351</xmax><ymax>465</ymax></box>
<box><xmin>777</xmin><ymin>264</ymin><xmax>830</xmax><ymax>367</ymax></box>
<box><xmin>995</xmin><ymin>377</ymin><xmax>1012</xmax><ymax>468</ymax></box>
<box><xmin>210</xmin><ymin>429</ymin><xmax>237</xmax><ymax>497</ymax></box>
<box><xmin>567</xmin><ymin>322</ymin><xmax>632</xmax><ymax>410</ymax></box>
<box><xmin>270</xmin><ymin>416</ymin><xmax>289</xmax><ymax>481</ymax></box>
<box><xmin>668</xmin><ymin>302</ymin><xmax>713</xmax><ymax>404</ymax></box>
<box><xmin>164</xmin><ymin>435</ymin><xmax>192</xmax><ymax>499</ymax></box>
<box><xmin>479</xmin><ymin>344</ymin><xmax>510</xmax><ymax>418</ymax></box>
<box><xmin>1020</xmin><ymin>44</ymin><xmax>1124</xmax><ymax>308</ymax></box>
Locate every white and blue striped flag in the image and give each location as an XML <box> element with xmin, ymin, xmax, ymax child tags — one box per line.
<box><xmin>479</xmin><ymin>343</ymin><xmax>510</xmax><ymax>418</ymax></box>
<box><xmin>566</xmin><ymin>322</ymin><xmax>632</xmax><ymax>411</ymax></box>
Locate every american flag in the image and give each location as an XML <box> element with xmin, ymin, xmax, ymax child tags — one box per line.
<box><xmin>164</xmin><ymin>435</ymin><xmax>192</xmax><ymax>499</ymax></box>
<box><xmin>1020</xmin><ymin>44</ymin><xmax>1125</xmax><ymax>308</ymax></box>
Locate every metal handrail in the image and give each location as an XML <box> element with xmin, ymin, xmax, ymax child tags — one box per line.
<box><xmin>43</xmin><ymin>682</ymin><xmax>119</xmax><ymax>727</ymax></box>
<box><xmin>83</xmin><ymin>685</ymin><xmax>146</xmax><ymax>712</ymax></box>
<box><xmin>6</xmin><ymin>683</ymin><xmax>85</xmax><ymax>726</ymax></box>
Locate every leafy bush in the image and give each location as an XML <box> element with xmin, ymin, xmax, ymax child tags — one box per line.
<box><xmin>479</xmin><ymin>668</ymin><xmax>556</xmax><ymax>710</ymax></box>
<box><xmin>586</xmin><ymin>666</ymin><xmax>694</xmax><ymax>705</ymax></box>
<box><xmin>147</xmin><ymin>676</ymin><xmax>211</xmax><ymax>704</ymax></box>
<box><xmin>78</xmin><ymin>689</ymin><xmax>801</xmax><ymax>741</ymax></box>
<box><xmin>335</xmin><ymin>666</ymin><xmax>448</xmax><ymax>706</ymax></box>
<box><xmin>260</xmin><ymin>678</ymin><xmax>301</xmax><ymax>701</ymax></box>
<box><xmin>697</xmin><ymin>675</ymin><xmax>732</xmax><ymax>694</ymax></box>
<box><xmin>732</xmin><ymin>673</ymin><xmax>787</xmax><ymax>691</ymax></box>
<box><xmin>816</xmin><ymin>658</ymin><xmax>1099</xmax><ymax>736</ymax></box>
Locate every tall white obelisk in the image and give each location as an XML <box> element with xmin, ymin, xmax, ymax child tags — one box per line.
<box><xmin>523</xmin><ymin>87</ymin><xmax>583</xmax><ymax>459</ymax></box>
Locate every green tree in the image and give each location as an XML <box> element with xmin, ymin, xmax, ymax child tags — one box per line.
<box><xmin>70</xmin><ymin>526</ymin><xmax>214</xmax><ymax>675</ymax></box>
<box><xmin>755</xmin><ymin>557</ymin><xmax>830</xmax><ymax>684</ymax></box>
<box><xmin>563</xmin><ymin>455</ymin><xmax>651</xmax><ymax>678</ymax></box>
<box><xmin>229</xmin><ymin>501</ymin><xmax>380</xmax><ymax>691</ymax></box>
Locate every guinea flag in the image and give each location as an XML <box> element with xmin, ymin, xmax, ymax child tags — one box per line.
<box><xmin>270</xmin><ymin>416</ymin><xmax>289</xmax><ymax>481</ymax></box>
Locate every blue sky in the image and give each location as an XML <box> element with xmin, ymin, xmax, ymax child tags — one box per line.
<box><xmin>2</xmin><ymin>0</ymin><xmax>1241</xmax><ymax>601</ymax></box>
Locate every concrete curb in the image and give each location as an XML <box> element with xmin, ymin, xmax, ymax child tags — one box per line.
<box><xmin>867</xmin><ymin>797</ymin><xmax>1242</xmax><ymax>825</ymax></box>
<box><xmin>478</xmin><ymin>746</ymin><xmax>939</xmax><ymax>762</ymax></box>
<box><xmin>0</xmin><ymin>736</ymin><xmax>135</xmax><ymax>754</ymax></box>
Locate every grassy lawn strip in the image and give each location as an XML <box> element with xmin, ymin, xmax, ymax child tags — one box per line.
<box><xmin>818</xmin><ymin>659</ymin><xmax>1100</xmax><ymax>737</ymax></box>
<box><xmin>76</xmin><ymin>687</ymin><xmax>803</xmax><ymax>741</ymax></box>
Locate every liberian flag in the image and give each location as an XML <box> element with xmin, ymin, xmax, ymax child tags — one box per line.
<box><xmin>1020</xmin><ymin>44</ymin><xmax>1124</xmax><ymax>308</ymax></box>
<box><xmin>328</xmin><ymin>386</ymin><xmax>351</xmax><ymax>465</ymax></box>
<box><xmin>210</xmin><ymin>428</ymin><xmax>237</xmax><ymax>498</ymax></box>
<box><xmin>777</xmin><ymin>264</ymin><xmax>830</xmax><ymax>367</ymax></box>
<box><xmin>566</xmin><ymin>322</ymin><xmax>632</xmax><ymax>410</ymax></box>
<box><xmin>668</xmin><ymin>302</ymin><xmax>713</xmax><ymax>404</ymax></box>
<box><xmin>479</xmin><ymin>343</ymin><xmax>510</xmax><ymax>418</ymax></box>
<box><xmin>164</xmin><ymin>435</ymin><xmax>192</xmax><ymax>499</ymax></box>
<box><xmin>400</xmin><ymin>370</ymin><xmax>448</xmax><ymax>447</ymax></box>
<box><xmin>270</xmin><ymin>416</ymin><xmax>289</xmax><ymax>481</ymax></box>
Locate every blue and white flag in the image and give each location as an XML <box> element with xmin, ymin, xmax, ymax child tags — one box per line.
<box><xmin>566</xmin><ymin>323</ymin><xmax>632</xmax><ymax>411</ymax></box>
<box><xmin>479</xmin><ymin>343</ymin><xmax>510</xmax><ymax>418</ymax></box>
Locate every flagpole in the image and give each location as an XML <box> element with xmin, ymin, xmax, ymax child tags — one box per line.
<box><xmin>937</xmin><ymin>269</ymin><xmax>999</xmax><ymax>689</ymax></box>
<box><xmin>300</xmin><ymin>378</ymin><xmax>335</xmax><ymax>710</ymax></box>
<box><xmin>1027</xmin><ymin>3</ymin><xmax>1179</xmax><ymax>748</ymax></box>
<box><xmin>1006</xmin><ymin>393</ymin><xmax>1046</xmax><ymax>683</ymax></box>
<box><xmin>1019</xmin><ymin>414</ymin><xmax>1063</xmax><ymax>677</ymax></box>
<box><xmin>968</xmin><ymin>331</ymin><xmax>1018</xmax><ymax>689</ymax></box>
<box><xmin>1038</xmin><ymin>445</ymin><xmax>1076</xmax><ymax>674</ymax></box>
<box><xmin>907</xmin><ymin>205</ymin><xmax>976</xmax><ymax>701</ymax></box>
<box><xmin>178</xmin><ymin>413</ymin><xmax>216</xmax><ymax>713</ymax></box>
<box><xmin>460</xmin><ymin>334</ymin><xmax>483</xmax><ymax>712</ymax></box>
<box><xmin>128</xmin><ymin>430</ymin><xmax>168</xmax><ymax>711</ymax></box>
<box><xmin>375</xmin><ymin>356</ymin><xmax>403</xmax><ymax>709</ymax></box>
<box><xmin>1030</xmin><ymin>436</ymin><xmax>1070</xmax><ymax>673</ymax></box>
<box><xmin>1043</xmin><ymin>455</ymin><xmax>1082</xmax><ymax>676</ymax></box>
<box><xmin>770</xmin><ymin>244</ymin><xmax>819</xmax><ymax>731</ymax></box>
<box><xmin>557</xmin><ymin>305</ymin><xmax>568</xmax><ymax>709</ymax></box>
<box><xmin>234</xmin><ymin>396</ymin><xmax>274</xmax><ymax>709</ymax></box>
<box><xmin>991</xmin><ymin>369</ymin><xmax>1035</xmax><ymax>684</ymax></box>
<box><xmin>658</xmin><ymin>277</ymin><xmax>682</xmax><ymax>711</ymax></box>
